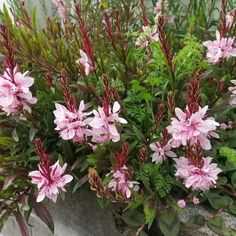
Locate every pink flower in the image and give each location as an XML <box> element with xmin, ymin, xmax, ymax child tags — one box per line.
<box><xmin>177</xmin><ymin>200</ymin><xmax>186</xmax><ymax>208</ymax></box>
<box><xmin>0</xmin><ymin>66</ymin><xmax>37</xmax><ymax>116</ymax></box>
<box><xmin>76</xmin><ymin>50</ymin><xmax>93</xmax><ymax>76</ymax></box>
<box><xmin>154</xmin><ymin>0</ymin><xmax>168</xmax><ymax>15</ymax></box>
<box><xmin>150</xmin><ymin>141</ymin><xmax>176</xmax><ymax>164</ymax></box>
<box><xmin>89</xmin><ymin>101</ymin><xmax>127</xmax><ymax>143</ymax></box>
<box><xmin>220</xmin><ymin>121</ymin><xmax>233</xmax><ymax>130</ymax></box>
<box><xmin>174</xmin><ymin>157</ymin><xmax>194</xmax><ymax>179</ymax></box>
<box><xmin>203</xmin><ymin>31</ymin><xmax>236</xmax><ymax>64</ymax></box>
<box><xmin>167</xmin><ymin>106</ymin><xmax>219</xmax><ymax>150</ymax></box>
<box><xmin>29</xmin><ymin>161</ymin><xmax>73</xmax><ymax>202</ymax></box>
<box><xmin>53</xmin><ymin>100</ymin><xmax>91</xmax><ymax>142</ymax></box>
<box><xmin>52</xmin><ymin>0</ymin><xmax>69</xmax><ymax>23</ymax></box>
<box><xmin>135</xmin><ymin>26</ymin><xmax>159</xmax><ymax>48</ymax></box>
<box><xmin>185</xmin><ymin>157</ymin><xmax>222</xmax><ymax>191</ymax></box>
<box><xmin>229</xmin><ymin>80</ymin><xmax>236</xmax><ymax>105</ymax></box>
<box><xmin>154</xmin><ymin>0</ymin><xmax>174</xmax><ymax>24</ymax></box>
<box><xmin>169</xmin><ymin>138</ymin><xmax>182</xmax><ymax>148</ymax></box>
<box><xmin>108</xmin><ymin>166</ymin><xmax>139</xmax><ymax>199</ymax></box>
<box><xmin>220</xmin><ymin>123</ymin><xmax>228</xmax><ymax>130</ymax></box>
<box><xmin>174</xmin><ymin>157</ymin><xmax>222</xmax><ymax>192</ymax></box>
<box><xmin>192</xmin><ymin>197</ymin><xmax>200</xmax><ymax>205</ymax></box>
<box><xmin>226</xmin><ymin>8</ymin><xmax>236</xmax><ymax>28</ymax></box>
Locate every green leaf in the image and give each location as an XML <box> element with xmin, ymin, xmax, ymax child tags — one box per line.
<box><xmin>187</xmin><ymin>214</ymin><xmax>206</xmax><ymax>229</ymax></box>
<box><xmin>0</xmin><ymin>136</ymin><xmax>14</xmax><ymax>147</ymax></box>
<box><xmin>228</xmin><ymin>201</ymin><xmax>236</xmax><ymax>215</ymax></box>
<box><xmin>218</xmin><ymin>176</ymin><xmax>228</xmax><ymax>185</ymax></box>
<box><xmin>208</xmin><ymin>192</ymin><xmax>233</xmax><ymax>210</ymax></box>
<box><xmin>87</xmin><ymin>154</ymin><xmax>97</xmax><ymax>165</ymax></box>
<box><xmin>0</xmin><ymin>211</ymin><xmax>11</xmax><ymax>231</ymax></box>
<box><xmin>158</xmin><ymin>210</ymin><xmax>180</xmax><ymax>236</ymax></box>
<box><xmin>97</xmin><ymin>197</ymin><xmax>110</xmax><ymax>209</ymax></box>
<box><xmin>144</xmin><ymin>199</ymin><xmax>156</xmax><ymax>229</ymax></box>
<box><xmin>122</xmin><ymin>209</ymin><xmax>145</xmax><ymax>227</ymax></box>
<box><xmin>219</xmin><ymin>147</ymin><xmax>236</xmax><ymax>167</ymax></box>
<box><xmin>207</xmin><ymin>216</ymin><xmax>227</xmax><ymax>236</ymax></box>
<box><xmin>132</xmin><ymin>125</ymin><xmax>146</xmax><ymax>143</ymax></box>
<box><xmin>231</xmin><ymin>172</ymin><xmax>236</xmax><ymax>189</ymax></box>
<box><xmin>72</xmin><ymin>175</ymin><xmax>88</xmax><ymax>193</ymax></box>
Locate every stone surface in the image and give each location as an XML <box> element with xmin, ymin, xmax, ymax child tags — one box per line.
<box><xmin>2</xmin><ymin>186</ymin><xmax>121</xmax><ymax>236</ymax></box>
<box><xmin>179</xmin><ymin>205</ymin><xmax>236</xmax><ymax>236</ymax></box>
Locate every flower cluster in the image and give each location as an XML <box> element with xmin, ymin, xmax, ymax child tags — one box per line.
<box><xmin>53</xmin><ymin>74</ymin><xmax>127</xmax><ymax>144</ymax></box>
<box><xmin>89</xmin><ymin>102</ymin><xmax>127</xmax><ymax>143</ymax></box>
<box><xmin>53</xmin><ymin>101</ymin><xmax>91</xmax><ymax>142</ymax></box>
<box><xmin>150</xmin><ymin>130</ymin><xmax>176</xmax><ymax>164</ymax></box>
<box><xmin>108</xmin><ymin>167</ymin><xmax>140</xmax><ymax>199</ymax></box>
<box><xmin>167</xmin><ymin>106</ymin><xmax>219</xmax><ymax>150</ymax></box>
<box><xmin>203</xmin><ymin>31</ymin><xmax>236</xmax><ymax>64</ymax></box>
<box><xmin>54</xmin><ymin>100</ymin><xmax>127</xmax><ymax>144</ymax></box>
<box><xmin>107</xmin><ymin>143</ymin><xmax>139</xmax><ymax>199</ymax></box>
<box><xmin>0</xmin><ymin>66</ymin><xmax>37</xmax><ymax>116</ymax></box>
<box><xmin>174</xmin><ymin>156</ymin><xmax>221</xmax><ymax>191</ymax></box>
<box><xmin>29</xmin><ymin>139</ymin><xmax>73</xmax><ymax>202</ymax></box>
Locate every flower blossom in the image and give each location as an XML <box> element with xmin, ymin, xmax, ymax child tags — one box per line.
<box><xmin>89</xmin><ymin>101</ymin><xmax>127</xmax><ymax>143</ymax></box>
<box><xmin>29</xmin><ymin>139</ymin><xmax>73</xmax><ymax>202</ymax></box>
<box><xmin>174</xmin><ymin>157</ymin><xmax>222</xmax><ymax>191</ymax></box>
<box><xmin>167</xmin><ymin>106</ymin><xmax>219</xmax><ymax>150</ymax></box>
<box><xmin>203</xmin><ymin>31</ymin><xmax>236</xmax><ymax>64</ymax></box>
<box><xmin>177</xmin><ymin>200</ymin><xmax>186</xmax><ymax>208</ymax></box>
<box><xmin>150</xmin><ymin>140</ymin><xmax>176</xmax><ymax>164</ymax></box>
<box><xmin>229</xmin><ymin>80</ymin><xmax>236</xmax><ymax>105</ymax></box>
<box><xmin>0</xmin><ymin>66</ymin><xmax>37</xmax><ymax>116</ymax></box>
<box><xmin>108</xmin><ymin>166</ymin><xmax>139</xmax><ymax>199</ymax></box>
<box><xmin>52</xmin><ymin>0</ymin><xmax>69</xmax><ymax>23</ymax></box>
<box><xmin>53</xmin><ymin>100</ymin><xmax>91</xmax><ymax>142</ymax></box>
<box><xmin>29</xmin><ymin>161</ymin><xmax>73</xmax><ymax>202</ymax></box>
<box><xmin>76</xmin><ymin>50</ymin><xmax>93</xmax><ymax>76</ymax></box>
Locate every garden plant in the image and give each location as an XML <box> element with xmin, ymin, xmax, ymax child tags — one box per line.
<box><xmin>1</xmin><ymin>0</ymin><xmax>236</xmax><ymax>235</ymax></box>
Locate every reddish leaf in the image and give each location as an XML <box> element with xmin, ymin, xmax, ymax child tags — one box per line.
<box><xmin>3</xmin><ymin>175</ymin><xmax>16</xmax><ymax>190</ymax></box>
<box><xmin>32</xmin><ymin>201</ymin><xmax>54</xmax><ymax>233</ymax></box>
<box><xmin>13</xmin><ymin>209</ymin><xmax>30</xmax><ymax>236</ymax></box>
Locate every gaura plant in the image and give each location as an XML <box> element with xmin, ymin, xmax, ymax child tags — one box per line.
<box><xmin>1</xmin><ymin>0</ymin><xmax>236</xmax><ymax>235</ymax></box>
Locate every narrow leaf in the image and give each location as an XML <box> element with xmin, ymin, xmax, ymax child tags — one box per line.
<box><xmin>32</xmin><ymin>201</ymin><xmax>54</xmax><ymax>233</ymax></box>
<box><xmin>14</xmin><ymin>209</ymin><xmax>30</xmax><ymax>236</ymax></box>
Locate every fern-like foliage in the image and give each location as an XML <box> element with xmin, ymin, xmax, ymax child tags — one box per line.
<box><xmin>219</xmin><ymin>147</ymin><xmax>236</xmax><ymax>167</ymax></box>
<box><xmin>136</xmin><ymin>163</ymin><xmax>173</xmax><ymax>198</ymax></box>
<box><xmin>174</xmin><ymin>34</ymin><xmax>208</xmax><ymax>81</ymax></box>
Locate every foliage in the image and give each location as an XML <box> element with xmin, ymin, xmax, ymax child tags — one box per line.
<box><xmin>0</xmin><ymin>0</ymin><xmax>236</xmax><ymax>235</ymax></box>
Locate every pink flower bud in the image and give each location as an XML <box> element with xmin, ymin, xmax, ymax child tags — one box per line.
<box><xmin>177</xmin><ymin>200</ymin><xmax>186</xmax><ymax>208</ymax></box>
